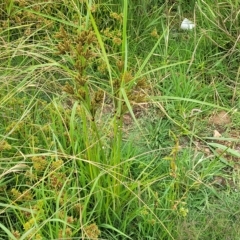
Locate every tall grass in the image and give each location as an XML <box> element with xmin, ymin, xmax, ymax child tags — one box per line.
<box><xmin>0</xmin><ymin>0</ymin><xmax>240</xmax><ymax>239</ymax></box>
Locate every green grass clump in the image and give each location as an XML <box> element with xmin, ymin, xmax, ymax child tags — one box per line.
<box><xmin>0</xmin><ymin>0</ymin><xmax>240</xmax><ymax>239</ymax></box>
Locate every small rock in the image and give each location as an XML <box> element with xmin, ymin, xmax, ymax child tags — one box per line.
<box><xmin>213</xmin><ymin>130</ymin><xmax>222</xmax><ymax>138</ymax></box>
<box><xmin>204</xmin><ymin>148</ymin><xmax>211</xmax><ymax>154</ymax></box>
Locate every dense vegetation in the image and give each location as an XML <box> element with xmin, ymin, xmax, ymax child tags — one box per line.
<box><xmin>0</xmin><ymin>0</ymin><xmax>239</xmax><ymax>239</ymax></box>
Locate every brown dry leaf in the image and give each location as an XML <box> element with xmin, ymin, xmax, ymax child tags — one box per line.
<box><xmin>213</xmin><ymin>130</ymin><xmax>222</xmax><ymax>138</ymax></box>
<box><xmin>209</xmin><ymin>111</ymin><xmax>231</xmax><ymax>126</ymax></box>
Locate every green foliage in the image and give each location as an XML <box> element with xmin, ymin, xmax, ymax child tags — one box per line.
<box><xmin>0</xmin><ymin>0</ymin><xmax>240</xmax><ymax>239</ymax></box>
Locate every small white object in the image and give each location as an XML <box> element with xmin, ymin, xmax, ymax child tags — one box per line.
<box><xmin>213</xmin><ymin>130</ymin><xmax>222</xmax><ymax>138</ymax></box>
<box><xmin>180</xmin><ymin>18</ymin><xmax>195</xmax><ymax>30</ymax></box>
